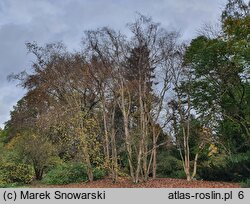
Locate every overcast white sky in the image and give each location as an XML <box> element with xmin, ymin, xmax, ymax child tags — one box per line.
<box><xmin>0</xmin><ymin>0</ymin><xmax>227</xmax><ymax>128</ymax></box>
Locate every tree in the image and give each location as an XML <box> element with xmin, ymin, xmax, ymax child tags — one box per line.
<box><xmin>184</xmin><ymin>0</ymin><xmax>250</xmax><ymax>155</ymax></box>
<box><xmin>85</xmin><ymin>15</ymin><xmax>181</xmax><ymax>182</ymax></box>
<box><xmin>9</xmin><ymin>42</ymin><xmax>103</xmax><ymax>181</ymax></box>
<box><xmin>167</xmin><ymin>45</ymin><xmax>213</xmax><ymax>181</ymax></box>
<box><xmin>7</xmin><ymin>131</ymin><xmax>56</xmax><ymax>180</ymax></box>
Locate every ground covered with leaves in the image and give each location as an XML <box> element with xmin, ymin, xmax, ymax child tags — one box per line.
<box><xmin>34</xmin><ymin>178</ymin><xmax>240</xmax><ymax>188</ymax></box>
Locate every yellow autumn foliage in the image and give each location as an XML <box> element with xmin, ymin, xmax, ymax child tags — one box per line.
<box><xmin>208</xmin><ymin>143</ymin><xmax>218</xmax><ymax>156</ymax></box>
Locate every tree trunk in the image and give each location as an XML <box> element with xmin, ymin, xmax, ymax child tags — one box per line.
<box><xmin>120</xmin><ymin>81</ymin><xmax>135</xmax><ymax>181</ymax></box>
<box><xmin>80</xmin><ymin>123</ymin><xmax>94</xmax><ymax>182</ymax></box>
<box><xmin>110</xmin><ymin>107</ymin><xmax>118</xmax><ymax>182</ymax></box>
<box><xmin>34</xmin><ymin>166</ymin><xmax>44</xmax><ymax>180</ymax></box>
<box><xmin>191</xmin><ymin>153</ymin><xmax>199</xmax><ymax>180</ymax></box>
<box><xmin>102</xmin><ymin>93</ymin><xmax>110</xmax><ymax>167</ymax></box>
<box><xmin>152</xmin><ymin>127</ymin><xmax>157</xmax><ymax>179</ymax></box>
<box><xmin>83</xmin><ymin>145</ymin><xmax>94</xmax><ymax>182</ymax></box>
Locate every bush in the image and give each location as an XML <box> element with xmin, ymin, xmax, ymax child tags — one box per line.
<box><xmin>198</xmin><ymin>152</ymin><xmax>250</xmax><ymax>182</ymax></box>
<box><xmin>157</xmin><ymin>152</ymin><xmax>184</xmax><ymax>178</ymax></box>
<box><xmin>170</xmin><ymin>170</ymin><xmax>186</xmax><ymax>179</ymax></box>
<box><xmin>0</xmin><ymin>176</ymin><xmax>8</xmax><ymax>188</ymax></box>
<box><xmin>198</xmin><ymin>163</ymin><xmax>230</xmax><ymax>181</ymax></box>
<box><xmin>0</xmin><ymin>162</ymin><xmax>34</xmax><ymax>186</ymax></box>
<box><xmin>43</xmin><ymin>162</ymin><xmax>107</xmax><ymax>185</ymax></box>
<box><xmin>93</xmin><ymin>167</ymin><xmax>106</xmax><ymax>180</ymax></box>
<box><xmin>42</xmin><ymin>163</ymin><xmax>88</xmax><ymax>185</ymax></box>
<box><xmin>241</xmin><ymin>179</ymin><xmax>250</xmax><ymax>188</ymax></box>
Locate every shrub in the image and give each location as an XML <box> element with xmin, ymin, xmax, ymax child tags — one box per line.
<box><xmin>42</xmin><ymin>163</ymin><xmax>88</xmax><ymax>185</ymax></box>
<box><xmin>198</xmin><ymin>164</ymin><xmax>230</xmax><ymax>181</ymax></box>
<box><xmin>157</xmin><ymin>153</ymin><xmax>183</xmax><ymax>178</ymax></box>
<box><xmin>241</xmin><ymin>179</ymin><xmax>250</xmax><ymax>188</ymax></box>
<box><xmin>0</xmin><ymin>162</ymin><xmax>34</xmax><ymax>185</ymax></box>
<box><xmin>43</xmin><ymin>162</ymin><xmax>107</xmax><ymax>185</ymax></box>
<box><xmin>0</xmin><ymin>176</ymin><xmax>8</xmax><ymax>188</ymax></box>
<box><xmin>93</xmin><ymin>167</ymin><xmax>106</xmax><ymax>180</ymax></box>
<box><xmin>198</xmin><ymin>152</ymin><xmax>250</xmax><ymax>182</ymax></box>
<box><xmin>170</xmin><ymin>170</ymin><xmax>186</xmax><ymax>179</ymax></box>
